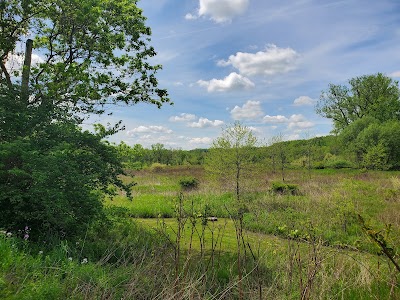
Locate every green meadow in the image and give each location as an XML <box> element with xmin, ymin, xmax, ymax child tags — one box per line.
<box><xmin>2</xmin><ymin>165</ymin><xmax>400</xmax><ymax>299</ymax></box>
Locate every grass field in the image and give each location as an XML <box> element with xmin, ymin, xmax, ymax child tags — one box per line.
<box><xmin>102</xmin><ymin>166</ymin><xmax>400</xmax><ymax>298</ymax></box>
<box><xmin>1</xmin><ymin>165</ymin><xmax>399</xmax><ymax>299</ymax></box>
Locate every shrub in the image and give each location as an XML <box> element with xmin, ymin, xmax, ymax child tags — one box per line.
<box><xmin>270</xmin><ymin>182</ymin><xmax>300</xmax><ymax>195</ymax></box>
<box><xmin>179</xmin><ymin>176</ymin><xmax>199</xmax><ymax>190</ymax></box>
<box><xmin>0</xmin><ymin>123</ymin><xmax>131</xmax><ymax>241</ymax></box>
<box><xmin>326</xmin><ymin>159</ymin><xmax>353</xmax><ymax>169</ymax></box>
<box><xmin>149</xmin><ymin>163</ymin><xmax>167</xmax><ymax>172</ymax></box>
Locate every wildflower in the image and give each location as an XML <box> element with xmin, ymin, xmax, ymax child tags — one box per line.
<box><xmin>39</xmin><ymin>250</ymin><xmax>44</xmax><ymax>255</ymax></box>
<box><xmin>68</xmin><ymin>257</ymin><xmax>73</xmax><ymax>261</ymax></box>
<box><xmin>6</xmin><ymin>232</ymin><xmax>12</xmax><ymax>237</ymax></box>
<box><xmin>24</xmin><ymin>234</ymin><xmax>29</xmax><ymax>240</ymax></box>
<box><xmin>81</xmin><ymin>258</ymin><xmax>88</xmax><ymax>264</ymax></box>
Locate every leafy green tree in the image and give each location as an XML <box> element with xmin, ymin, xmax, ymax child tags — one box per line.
<box><xmin>1</xmin><ymin>0</ymin><xmax>169</xmax><ymax>116</ymax></box>
<box><xmin>205</xmin><ymin>122</ymin><xmax>259</xmax><ymax>203</ymax></box>
<box><xmin>204</xmin><ymin>122</ymin><xmax>259</xmax><ymax>300</ymax></box>
<box><xmin>316</xmin><ymin>73</ymin><xmax>400</xmax><ymax>133</ymax></box>
<box><xmin>267</xmin><ymin>134</ymin><xmax>288</xmax><ymax>181</ymax></box>
<box><xmin>0</xmin><ymin>98</ymin><xmax>132</xmax><ymax>238</ymax></box>
<box><xmin>0</xmin><ymin>0</ymin><xmax>169</xmax><ymax>239</ymax></box>
<box><xmin>362</xmin><ymin>143</ymin><xmax>389</xmax><ymax>170</ymax></box>
<box><xmin>150</xmin><ymin>143</ymin><xmax>165</xmax><ymax>164</ymax></box>
<box><xmin>340</xmin><ymin>118</ymin><xmax>400</xmax><ymax>170</ymax></box>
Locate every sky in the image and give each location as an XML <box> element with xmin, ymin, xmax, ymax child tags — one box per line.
<box><xmin>88</xmin><ymin>0</ymin><xmax>400</xmax><ymax>149</ymax></box>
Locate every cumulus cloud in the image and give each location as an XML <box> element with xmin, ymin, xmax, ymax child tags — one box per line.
<box><xmin>126</xmin><ymin>125</ymin><xmax>173</xmax><ymax>136</ymax></box>
<box><xmin>187</xmin><ymin>0</ymin><xmax>249</xmax><ymax>23</ymax></box>
<box><xmin>293</xmin><ymin>96</ymin><xmax>315</xmax><ymax>106</ymax></box>
<box><xmin>218</xmin><ymin>44</ymin><xmax>299</xmax><ymax>76</ymax></box>
<box><xmin>189</xmin><ymin>117</ymin><xmax>224</xmax><ymax>128</ymax></box>
<box><xmin>189</xmin><ymin>137</ymin><xmax>213</xmax><ymax>145</ymax></box>
<box><xmin>185</xmin><ymin>13</ymin><xmax>198</xmax><ymax>20</ymax></box>
<box><xmin>169</xmin><ymin>113</ymin><xmax>197</xmax><ymax>122</ymax></box>
<box><xmin>230</xmin><ymin>100</ymin><xmax>264</xmax><ymax>120</ymax></box>
<box><xmin>263</xmin><ymin>115</ymin><xmax>288</xmax><ymax>123</ymax></box>
<box><xmin>197</xmin><ymin>72</ymin><xmax>255</xmax><ymax>92</ymax></box>
<box><xmin>263</xmin><ymin>114</ymin><xmax>314</xmax><ymax>130</ymax></box>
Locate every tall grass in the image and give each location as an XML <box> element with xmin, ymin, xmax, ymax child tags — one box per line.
<box><xmin>1</xmin><ymin>166</ymin><xmax>399</xmax><ymax>299</ymax></box>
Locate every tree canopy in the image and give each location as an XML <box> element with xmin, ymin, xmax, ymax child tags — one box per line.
<box><xmin>205</xmin><ymin>122</ymin><xmax>259</xmax><ymax>203</ymax></box>
<box><xmin>1</xmin><ymin>0</ymin><xmax>170</xmax><ymax>118</ymax></box>
<box><xmin>316</xmin><ymin>73</ymin><xmax>400</xmax><ymax>133</ymax></box>
<box><xmin>0</xmin><ymin>0</ymin><xmax>168</xmax><ymax>239</ymax></box>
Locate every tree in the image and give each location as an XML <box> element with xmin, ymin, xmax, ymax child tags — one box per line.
<box><xmin>205</xmin><ymin>122</ymin><xmax>259</xmax><ymax>203</ymax></box>
<box><xmin>0</xmin><ymin>0</ymin><xmax>168</xmax><ymax>239</ymax></box>
<box><xmin>316</xmin><ymin>73</ymin><xmax>400</xmax><ymax>133</ymax></box>
<box><xmin>1</xmin><ymin>0</ymin><xmax>170</xmax><ymax>118</ymax></box>
<box><xmin>271</xmin><ymin>133</ymin><xmax>287</xmax><ymax>181</ymax></box>
<box><xmin>204</xmin><ymin>122</ymin><xmax>259</xmax><ymax>300</ymax></box>
<box><xmin>339</xmin><ymin>118</ymin><xmax>400</xmax><ymax>170</ymax></box>
<box><xmin>0</xmin><ymin>100</ymin><xmax>133</xmax><ymax>238</ymax></box>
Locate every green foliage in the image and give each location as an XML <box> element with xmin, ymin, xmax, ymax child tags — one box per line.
<box><xmin>362</xmin><ymin>143</ymin><xmax>389</xmax><ymax>170</ymax></box>
<box><xmin>0</xmin><ymin>0</ymin><xmax>170</xmax><ymax>240</ymax></box>
<box><xmin>178</xmin><ymin>176</ymin><xmax>199</xmax><ymax>190</ymax></box>
<box><xmin>149</xmin><ymin>162</ymin><xmax>167</xmax><ymax>172</ymax></box>
<box><xmin>317</xmin><ymin>73</ymin><xmax>400</xmax><ymax>133</ymax></box>
<box><xmin>205</xmin><ymin>122</ymin><xmax>259</xmax><ymax>202</ymax></box>
<box><xmin>340</xmin><ymin>118</ymin><xmax>400</xmax><ymax>169</ymax></box>
<box><xmin>1</xmin><ymin>0</ymin><xmax>170</xmax><ymax>115</ymax></box>
<box><xmin>270</xmin><ymin>182</ymin><xmax>300</xmax><ymax>195</ymax></box>
<box><xmin>0</xmin><ymin>119</ymin><xmax>132</xmax><ymax>239</ymax></box>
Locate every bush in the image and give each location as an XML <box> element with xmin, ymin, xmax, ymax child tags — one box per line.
<box><xmin>149</xmin><ymin>163</ymin><xmax>167</xmax><ymax>172</ymax></box>
<box><xmin>270</xmin><ymin>182</ymin><xmax>300</xmax><ymax>195</ymax></box>
<box><xmin>326</xmin><ymin>160</ymin><xmax>353</xmax><ymax>169</ymax></box>
<box><xmin>0</xmin><ymin>122</ymin><xmax>130</xmax><ymax>241</ymax></box>
<box><xmin>179</xmin><ymin>176</ymin><xmax>199</xmax><ymax>190</ymax></box>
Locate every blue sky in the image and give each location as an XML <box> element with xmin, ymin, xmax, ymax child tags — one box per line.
<box><xmin>100</xmin><ymin>0</ymin><xmax>400</xmax><ymax>149</ymax></box>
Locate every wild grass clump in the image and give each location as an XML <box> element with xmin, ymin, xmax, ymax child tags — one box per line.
<box><xmin>178</xmin><ymin>176</ymin><xmax>199</xmax><ymax>190</ymax></box>
<box><xmin>149</xmin><ymin>162</ymin><xmax>167</xmax><ymax>172</ymax></box>
<box><xmin>270</xmin><ymin>181</ymin><xmax>300</xmax><ymax>195</ymax></box>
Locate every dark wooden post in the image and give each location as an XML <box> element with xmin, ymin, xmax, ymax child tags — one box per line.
<box><xmin>21</xmin><ymin>39</ymin><xmax>33</xmax><ymax>103</ymax></box>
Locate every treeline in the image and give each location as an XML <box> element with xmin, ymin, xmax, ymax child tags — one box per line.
<box><xmin>116</xmin><ymin>128</ymin><xmax>400</xmax><ymax>171</ymax></box>
<box><xmin>115</xmin><ymin>142</ymin><xmax>208</xmax><ymax>168</ymax></box>
<box><xmin>116</xmin><ymin>73</ymin><xmax>400</xmax><ymax>171</ymax></box>
<box><xmin>114</xmin><ymin>135</ymin><xmax>343</xmax><ymax>170</ymax></box>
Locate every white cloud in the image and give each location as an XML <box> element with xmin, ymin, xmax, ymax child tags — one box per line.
<box><xmin>189</xmin><ymin>137</ymin><xmax>213</xmax><ymax>145</ymax></box>
<box><xmin>389</xmin><ymin>71</ymin><xmax>400</xmax><ymax>78</ymax></box>
<box><xmin>288</xmin><ymin>120</ymin><xmax>314</xmax><ymax>130</ymax></box>
<box><xmin>5</xmin><ymin>53</ymin><xmax>44</xmax><ymax>77</ymax></box>
<box><xmin>230</xmin><ymin>100</ymin><xmax>264</xmax><ymax>120</ymax></box>
<box><xmin>263</xmin><ymin>114</ymin><xmax>314</xmax><ymax>130</ymax></box>
<box><xmin>287</xmin><ymin>114</ymin><xmax>315</xmax><ymax>130</ymax></box>
<box><xmin>218</xmin><ymin>44</ymin><xmax>299</xmax><ymax>77</ymax></box>
<box><xmin>185</xmin><ymin>13</ymin><xmax>198</xmax><ymax>20</ymax></box>
<box><xmin>189</xmin><ymin>117</ymin><xmax>224</xmax><ymax>128</ymax></box>
<box><xmin>169</xmin><ymin>113</ymin><xmax>197</xmax><ymax>122</ymax></box>
<box><xmin>197</xmin><ymin>72</ymin><xmax>254</xmax><ymax>92</ymax></box>
<box><xmin>187</xmin><ymin>0</ymin><xmax>249</xmax><ymax>23</ymax></box>
<box><xmin>263</xmin><ymin>115</ymin><xmax>288</xmax><ymax>123</ymax></box>
<box><xmin>248</xmin><ymin>126</ymin><xmax>262</xmax><ymax>133</ymax></box>
<box><xmin>293</xmin><ymin>96</ymin><xmax>315</xmax><ymax>106</ymax></box>
<box><xmin>126</xmin><ymin>125</ymin><xmax>173</xmax><ymax>136</ymax></box>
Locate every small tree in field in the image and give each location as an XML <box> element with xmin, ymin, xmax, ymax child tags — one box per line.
<box><xmin>204</xmin><ymin>121</ymin><xmax>259</xmax><ymax>300</ymax></box>
<box><xmin>205</xmin><ymin>122</ymin><xmax>259</xmax><ymax>203</ymax></box>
